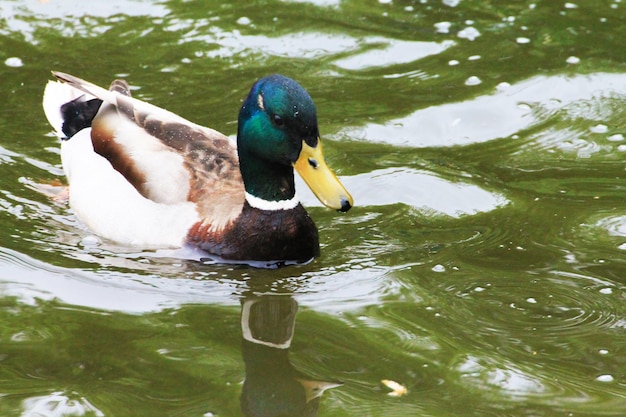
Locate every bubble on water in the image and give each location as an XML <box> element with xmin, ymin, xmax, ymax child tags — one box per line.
<box><xmin>598</xmin><ymin>349</ymin><xmax>609</xmax><ymax>355</ymax></box>
<box><xmin>236</xmin><ymin>16</ymin><xmax>251</xmax><ymax>25</ymax></box>
<box><xmin>458</xmin><ymin>27</ymin><xmax>481</xmax><ymax>41</ymax></box>
<box><xmin>599</xmin><ymin>287</ymin><xmax>612</xmax><ymax>295</ymax></box>
<box><xmin>589</xmin><ymin>124</ymin><xmax>608</xmax><ymax>133</ymax></box>
<box><xmin>435</xmin><ymin>21</ymin><xmax>451</xmax><ymax>33</ymax></box>
<box><xmin>564</xmin><ymin>2</ymin><xmax>578</xmax><ymax>8</ymax></box>
<box><xmin>516</xmin><ymin>37</ymin><xmax>531</xmax><ymax>44</ymax></box>
<box><xmin>432</xmin><ymin>264</ymin><xmax>446</xmax><ymax>272</ymax></box>
<box><xmin>443</xmin><ymin>0</ymin><xmax>461</xmax><ymax>7</ymax></box>
<box><xmin>596</xmin><ymin>374</ymin><xmax>614</xmax><ymax>382</ymax></box>
<box><xmin>80</xmin><ymin>235</ymin><xmax>101</xmax><ymax>247</ymax></box>
<box><xmin>496</xmin><ymin>82</ymin><xmax>511</xmax><ymax>91</ymax></box>
<box><xmin>5</xmin><ymin>57</ymin><xmax>23</xmax><ymax>67</ymax></box>
<box><xmin>607</xmin><ymin>133</ymin><xmax>624</xmax><ymax>141</ymax></box>
<box><xmin>449</xmin><ymin>59</ymin><xmax>460</xmax><ymax>66</ymax></box>
<box><xmin>468</xmin><ymin>55</ymin><xmax>481</xmax><ymax>61</ymax></box>
<box><xmin>566</xmin><ymin>56</ymin><xmax>580</xmax><ymax>64</ymax></box>
<box><xmin>465</xmin><ymin>76</ymin><xmax>482</xmax><ymax>86</ymax></box>
<box><xmin>526</xmin><ymin>297</ymin><xmax>537</xmax><ymax>304</ymax></box>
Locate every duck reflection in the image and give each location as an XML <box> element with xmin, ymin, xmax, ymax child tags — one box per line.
<box><xmin>240</xmin><ymin>295</ymin><xmax>341</xmax><ymax>417</ymax></box>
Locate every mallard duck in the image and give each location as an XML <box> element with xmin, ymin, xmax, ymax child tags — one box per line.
<box><xmin>42</xmin><ymin>72</ymin><xmax>352</xmax><ymax>265</ymax></box>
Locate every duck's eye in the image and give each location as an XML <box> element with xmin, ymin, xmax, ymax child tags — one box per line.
<box><xmin>272</xmin><ymin>114</ymin><xmax>285</xmax><ymax>127</ymax></box>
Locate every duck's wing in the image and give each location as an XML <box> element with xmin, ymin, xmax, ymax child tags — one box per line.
<box><xmin>52</xmin><ymin>71</ymin><xmax>245</xmax><ymax>231</ymax></box>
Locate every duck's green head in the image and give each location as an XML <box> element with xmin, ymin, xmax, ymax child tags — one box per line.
<box><xmin>237</xmin><ymin>75</ymin><xmax>353</xmax><ymax>212</ymax></box>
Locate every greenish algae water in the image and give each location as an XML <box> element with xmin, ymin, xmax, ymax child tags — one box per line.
<box><xmin>0</xmin><ymin>0</ymin><xmax>625</xmax><ymax>416</ymax></box>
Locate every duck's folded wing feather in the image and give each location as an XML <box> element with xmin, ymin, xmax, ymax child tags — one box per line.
<box><xmin>54</xmin><ymin>71</ymin><xmax>245</xmax><ymax>231</ymax></box>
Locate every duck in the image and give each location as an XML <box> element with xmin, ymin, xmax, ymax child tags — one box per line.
<box><xmin>42</xmin><ymin>71</ymin><xmax>353</xmax><ymax>266</ymax></box>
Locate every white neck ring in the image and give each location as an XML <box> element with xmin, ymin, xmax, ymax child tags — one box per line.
<box><xmin>245</xmin><ymin>192</ymin><xmax>299</xmax><ymax>211</ymax></box>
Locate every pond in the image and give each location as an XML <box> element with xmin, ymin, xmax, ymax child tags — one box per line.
<box><xmin>0</xmin><ymin>0</ymin><xmax>625</xmax><ymax>415</ymax></box>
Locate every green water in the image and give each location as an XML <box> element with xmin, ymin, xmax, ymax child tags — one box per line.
<box><xmin>1</xmin><ymin>0</ymin><xmax>625</xmax><ymax>415</ymax></box>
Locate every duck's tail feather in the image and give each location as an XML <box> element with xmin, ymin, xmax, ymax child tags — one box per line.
<box><xmin>52</xmin><ymin>71</ymin><xmax>123</xmax><ymax>104</ymax></box>
<box><xmin>42</xmin><ymin>78</ymin><xmax>102</xmax><ymax>140</ymax></box>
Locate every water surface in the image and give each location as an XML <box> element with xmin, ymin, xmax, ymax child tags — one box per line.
<box><xmin>0</xmin><ymin>0</ymin><xmax>625</xmax><ymax>416</ymax></box>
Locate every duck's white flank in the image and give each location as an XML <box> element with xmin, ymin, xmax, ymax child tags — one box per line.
<box><xmin>61</xmin><ymin>129</ymin><xmax>200</xmax><ymax>247</ymax></box>
<box><xmin>244</xmin><ymin>192</ymin><xmax>299</xmax><ymax>211</ymax></box>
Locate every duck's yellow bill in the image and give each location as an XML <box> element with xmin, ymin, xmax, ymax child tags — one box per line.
<box><xmin>293</xmin><ymin>140</ymin><xmax>353</xmax><ymax>212</ymax></box>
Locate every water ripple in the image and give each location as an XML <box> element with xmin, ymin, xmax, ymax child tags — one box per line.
<box><xmin>338</xmin><ymin>73</ymin><xmax>626</xmax><ymax>148</ymax></box>
<box><xmin>445</xmin><ymin>273</ymin><xmax>623</xmax><ymax>342</ymax></box>
<box><xmin>296</xmin><ymin>168</ymin><xmax>508</xmax><ymax>217</ymax></box>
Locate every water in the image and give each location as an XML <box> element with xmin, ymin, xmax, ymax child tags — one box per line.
<box><xmin>1</xmin><ymin>0</ymin><xmax>625</xmax><ymax>415</ymax></box>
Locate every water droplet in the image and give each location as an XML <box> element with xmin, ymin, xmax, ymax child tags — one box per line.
<box><xmin>237</xmin><ymin>16</ymin><xmax>251</xmax><ymax>25</ymax></box>
<box><xmin>81</xmin><ymin>235</ymin><xmax>101</xmax><ymax>247</ymax></box>
<box><xmin>596</xmin><ymin>374</ymin><xmax>614</xmax><ymax>382</ymax></box>
<box><xmin>599</xmin><ymin>287</ymin><xmax>613</xmax><ymax>294</ymax></box>
<box><xmin>589</xmin><ymin>124</ymin><xmax>608</xmax><ymax>133</ymax></box>
<box><xmin>497</xmin><ymin>81</ymin><xmax>511</xmax><ymax>90</ymax></box>
<box><xmin>4</xmin><ymin>57</ymin><xmax>23</xmax><ymax>67</ymax></box>
<box><xmin>516</xmin><ymin>37</ymin><xmax>531</xmax><ymax>44</ymax></box>
<box><xmin>465</xmin><ymin>76</ymin><xmax>482</xmax><ymax>86</ymax></box>
<box><xmin>566</xmin><ymin>56</ymin><xmax>580</xmax><ymax>64</ymax></box>
<box><xmin>526</xmin><ymin>297</ymin><xmax>537</xmax><ymax>304</ymax></box>
<box><xmin>458</xmin><ymin>27</ymin><xmax>481</xmax><ymax>41</ymax></box>
<box><xmin>435</xmin><ymin>21</ymin><xmax>451</xmax><ymax>33</ymax></box>
<box><xmin>432</xmin><ymin>264</ymin><xmax>446</xmax><ymax>272</ymax></box>
<box><xmin>448</xmin><ymin>59</ymin><xmax>460</xmax><ymax>66</ymax></box>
